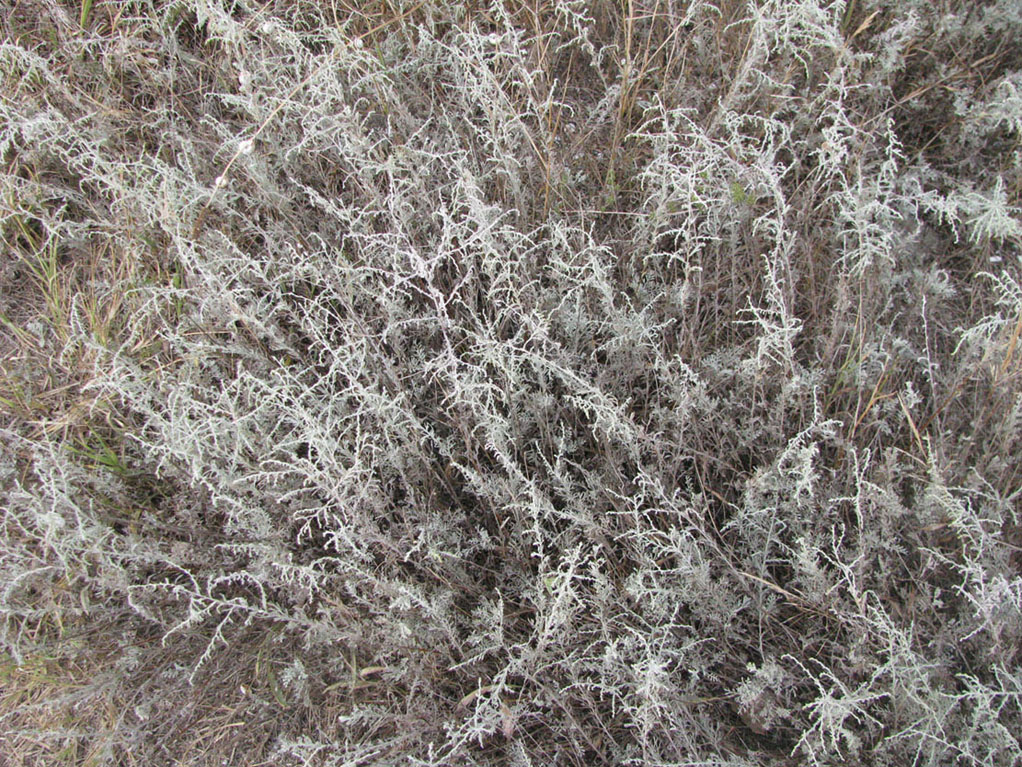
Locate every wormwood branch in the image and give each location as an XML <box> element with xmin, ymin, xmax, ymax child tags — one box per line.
<box><xmin>190</xmin><ymin>1</ymin><xmax>427</xmax><ymax>239</ymax></box>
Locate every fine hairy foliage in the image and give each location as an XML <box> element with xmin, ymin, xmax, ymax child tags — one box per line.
<box><xmin>2</xmin><ymin>1</ymin><xmax>1022</xmax><ymax>765</ymax></box>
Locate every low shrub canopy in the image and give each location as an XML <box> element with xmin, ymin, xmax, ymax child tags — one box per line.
<box><xmin>2</xmin><ymin>1</ymin><xmax>1021</xmax><ymax>765</ymax></box>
